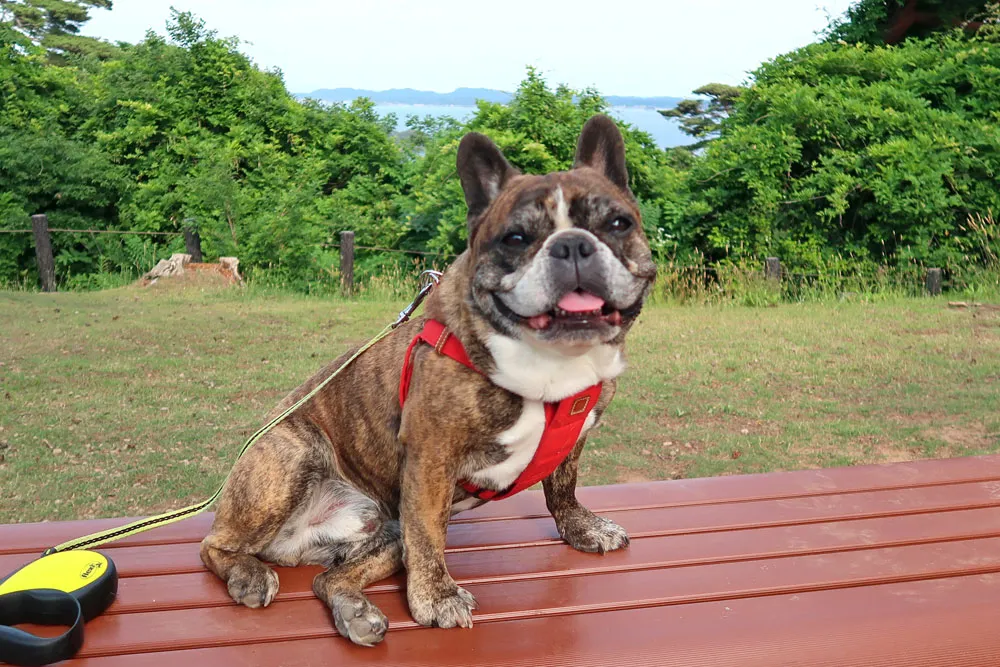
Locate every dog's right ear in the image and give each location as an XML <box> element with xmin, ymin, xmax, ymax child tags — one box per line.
<box><xmin>457</xmin><ymin>132</ymin><xmax>518</xmax><ymax>235</ymax></box>
<box><xmin>574</xmin><ymin>114</ymin><xmax>631</xmax><ymax>196</ymax></box>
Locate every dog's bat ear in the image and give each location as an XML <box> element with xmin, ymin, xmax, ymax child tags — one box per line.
<box><xmin>457</xmin><ymin>132</ymin><xmax>518</xmax><ymax>235</ymax></box>
<box><xmin>574</xmin><ymin>114</ymin><xmax>632</xmax><ymax>196</ymax></box>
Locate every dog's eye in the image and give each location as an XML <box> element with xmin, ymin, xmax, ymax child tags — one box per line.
<box><xmin>607</xmin><ymin>217</ymin><xmax>633</xmax><ymax>235</ymax></box>
<box><xmin>501</xmin><ymin>232</ymin><xmax>531</xmax><ymax>247</ymax></box>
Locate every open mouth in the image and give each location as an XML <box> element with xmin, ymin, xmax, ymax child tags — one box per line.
<box><xmin>521</xmin><ymin>289</ymin><xmax>623</xmax><ymax>331</ymax></box>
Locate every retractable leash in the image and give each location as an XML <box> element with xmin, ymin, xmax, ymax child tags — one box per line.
<box><xmin>0</xmin><ymin>271</ymin><xmax>442</xmax><ymax>667</ymax></box>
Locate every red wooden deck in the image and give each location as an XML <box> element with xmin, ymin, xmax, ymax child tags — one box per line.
<box><xmin>5</xmin><ymin>454</ymin><xmax>1000</xmax><ymax>666</ymax></box>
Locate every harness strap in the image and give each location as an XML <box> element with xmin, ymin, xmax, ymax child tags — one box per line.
<box><xmin>400</xmin><ymin>319</ymin><xmax>601</xmax><ymax>502</ymax></box>
<box><xmin>400</xmin><ymin>319</ymin><xmax>476</xmax><ymax>407</ymax></box>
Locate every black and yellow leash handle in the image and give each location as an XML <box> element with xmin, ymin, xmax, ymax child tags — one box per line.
<box><xmin>0</xmin><ymin>551</ymin><xmax>118</xmax><ymax>666</ymax></box>
<box><xmin>0</xmin><ymin>272</ymin><xmax>442</xmax><ymax>666</ymax></box>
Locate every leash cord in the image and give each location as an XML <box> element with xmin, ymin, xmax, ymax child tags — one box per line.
<box><xmin>42</xmin><ymin>272</ymin><xmax>443</xmax><ymax>556</ymax></box>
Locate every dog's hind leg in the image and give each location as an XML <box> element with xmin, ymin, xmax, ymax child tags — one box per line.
<box><xmin>311</xmin><ymin>520</ymin><xmax>403</xmax><ymax>647</ymax></box>
<box><xmin>200</xmin><ymin>420</ymin><xmax>329</xmax><ymax>609</ymax></box>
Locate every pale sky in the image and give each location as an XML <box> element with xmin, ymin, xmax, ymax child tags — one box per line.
<box><xmin>83</xmin><ymin>0</ymin><xmax>858</xmax><ymax>98</ymax></box>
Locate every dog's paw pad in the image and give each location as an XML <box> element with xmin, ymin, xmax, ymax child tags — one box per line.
<box><xmin>330</xmin><ymin>594</ymin><xmax>388</xmax><ymax>647</ymax></box>
<box><xmin>227</xmin><ymin>564</ymin><xmax>279</xmax><ymax>609</ymax></box>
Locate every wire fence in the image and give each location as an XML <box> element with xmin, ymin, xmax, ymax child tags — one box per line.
<box><xmin>5</xmin><ymin>223</ymin><xmax>953</xmax><ymax>296</ymax></box>
<box><xmin>321</xmin><ymin>242</ymin><xmax>456</xmax><ymax>259</ymax></box>
<box><xmin>0</xmin><ymin>228</ymin><xmax>182</xmax><ymax>236</ymax></box>
<box><xmin>653</xmin><ymin>263</ymin><xmax>823</xmax><ymax>281</ymax></box>
<box><xmin>2</xmin><ymin>227</ymin><xmax>453</xmax><ymax>255</ymax></box>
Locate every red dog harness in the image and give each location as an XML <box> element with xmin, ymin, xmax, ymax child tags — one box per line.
<box><xmin>399</xmin><ymin>319</ymin><xmax>602</xmax><ymax>501</ymax></box>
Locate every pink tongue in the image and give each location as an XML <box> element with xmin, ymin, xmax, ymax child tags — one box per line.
<box><xmin>557</xmin><ymin>291</ymin><xmax>605</xmax><ymax>312</ymax></box>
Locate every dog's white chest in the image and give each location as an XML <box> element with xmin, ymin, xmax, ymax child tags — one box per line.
<box><xmin>452</xmin><ymin>398</ymin><xmax>598</xmax><ymax>513</ymax></box>
<box><xmin>467</xmin><ymin>399</ymin><xmax>547</xmax><ymax>491</ymax></box>
<box><xmin>485</xmin><ymin>334</ymin><xmax>624</xmax><ymax>401</ymax></box>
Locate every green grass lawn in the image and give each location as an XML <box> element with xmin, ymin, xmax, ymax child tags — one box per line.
<box><xmin>1</xmin><ymin>279</ymin><xmax>998</xmax><ymax>524</ymax></box>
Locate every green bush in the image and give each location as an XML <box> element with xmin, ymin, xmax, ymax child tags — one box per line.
<box><xmin>683</xmin><ymin>24</ymin><xmax>1000</xmax><ymax>271</ymax></box>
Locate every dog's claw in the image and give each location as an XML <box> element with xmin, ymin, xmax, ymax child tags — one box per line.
<box><xmin>330</xmin><ymin>594</ymin><xmax>389</xmax><ymax>647</ymax></box>
<box><xmin>559</xmin><ymin>511</ymin><xmax>630</xmax><ymax>554</ymax></box>
<box><xmin>409</xmin><ymin>584</ymin><xmax>477</xmax><ymax>629</ymax></box>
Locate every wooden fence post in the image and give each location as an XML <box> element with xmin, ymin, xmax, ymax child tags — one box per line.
<box><xmin>925</xmin><ymin>268</ymin><xmax>942</xmax><ymax>296</ymax></box>
<box><xmin>31</xmin><ymin>214</ymin><xmax>56</xmax><ymax>292</ymax></box>
<box><xmin>764</xmin><ymin>257</ymin><xmax>781</xmax><ymax>283</ymax></box>
<box><xmin>340</xmin><ymin>231</ymin><xmax>355</xmax><ymax>296</ymax></box>
<box><xmin>183</xmin><ymin>227</ymin><xmax>203</xmax><ymax>263</ymax></box>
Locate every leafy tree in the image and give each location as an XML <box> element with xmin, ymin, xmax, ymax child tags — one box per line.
<box><xmin>88</xmin><ymin>11</ymin><xmax>405</xmax><ymax>286</ymax></box>
<box><xmin>0</xmin><ymin>24</ymin><xmax>124</xmax><ymax>281</ymax></box>
<box><xmin>826</xmin><ymin>0</ymin><xmax>991</xmax><ymax>44</ymax></box>
<box><xmin>1</xmin><ymin>10</ymin><xmax>407</xmax><ymax>288</ymax></box>
<box><xmin>658</xmin><ymin>83</ymin><xmax>743</xmax><ymax>150</ymax></box>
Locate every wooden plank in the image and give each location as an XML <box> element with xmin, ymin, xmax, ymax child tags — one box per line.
<box><xmin>96</xmin><ymin>506</ymin><xmax>1000</xmax><ymax>616</ymax></box>
<box><xmin>8</xmin><ymin>454</ymin><xmax>1000</xmax><ymax>555</ymax></box>
<box><xmin>66</xmin><ymin>573</ymin><xmax>1000</xmax><ymax>667</ymax></box>
<box><xmin>6</xmin><ymin>477</ymin><xmax>1000</xmax><ymax>578</ymax></box>
<box><xmin>451</xmin><ymin>453</ymin><xmax>1000</xmax><ymax>521</ymax></box>
<box><xmin>58</xmin><ymin>539</ymin><xmax>1000</xmax><ymax>660</ymax></box>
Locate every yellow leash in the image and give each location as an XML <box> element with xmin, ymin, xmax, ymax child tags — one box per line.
<box><xmin>41</xmin><ymin>271</ymin><xmax>442</xmax><ymax>556</ymax></box>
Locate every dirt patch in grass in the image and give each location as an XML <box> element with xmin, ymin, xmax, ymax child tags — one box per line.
<box><xmin>784</xmin><ymin>432</ymin><xmax>923</xmax><ymax>469</ymax></box>
<box><xmin>598</xmin><ymin>438</ymin><xmax>710</xmax><ymax>484</ymax></box>
<box><xmin>885</xmin><ymin>411</ymin><xmax>951</xmax><ymax>426</ymax></box>
<box><xmin>866</xmin><ymin>437</ymin><xmax>921</xmax><ymax>464</ymax></box>
<box><xmin>228</xmin><ymin>388</ymin><xmax>285</xmax><ymax>407</ymax></box>
<box><xmin>618</xmin><ymin>471</ymin><xmax>654</xmax><ymax>484</ymax></box>
<box><xmin>931</xmin><ymin>423</ymin><xmax>994</xmax><ymax>450</ymax></box>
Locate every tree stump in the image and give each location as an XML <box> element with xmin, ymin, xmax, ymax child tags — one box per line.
<box><xmin>219</xmin><ymin>257</ymin><xmax>243</xmax><ymax>284</ymax></box>
<box><xmin>143</xmin><ymin>253</ymin><xmax>191</xmax><ymax>282</ymax></box>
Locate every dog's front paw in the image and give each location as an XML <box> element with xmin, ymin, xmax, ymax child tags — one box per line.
<box><xmin>329</xmin><ymin>593</ymin><xmax>389</xmax><ymax>647</ymax></box>
<box><xmin>407</xmin><ymin>583</ymin><xmax>477</xmax><ymax>629</ymax></box>
<box><xmin>226</xmin><ymin>561</ymin><xmax>279</xmax><ymax>608</ymax></box>
<box><xmin>557</xmin><ymin>509</ymin><xmax>630</xmax><ymax>554</ymax></box>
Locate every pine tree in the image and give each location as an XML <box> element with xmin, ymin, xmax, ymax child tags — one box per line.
<box><xmin>658</xmin><ymin>83</ymin><xmax>742</xmax><ymax>150</ymax></box>
<box><xmin>0</xmin><ymin>0</ymin><xmax>116</xmax><ymax>60</ymax></box>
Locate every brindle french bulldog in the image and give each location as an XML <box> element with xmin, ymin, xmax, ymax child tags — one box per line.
<box><xmin>200</xmin><ymin>114</ymin><xmax>657</xmax><ymax>646</ymax></box>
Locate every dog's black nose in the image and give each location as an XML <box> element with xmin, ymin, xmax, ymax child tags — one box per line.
<box><xmin>549</xmin><ymin>234</ymin><xmax>596</xmax><ymax>261</ymax></box>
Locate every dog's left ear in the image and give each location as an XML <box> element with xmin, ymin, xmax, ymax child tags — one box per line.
<box><xmin>457</xmin><ymin>132</ymin><xmax>518</xmax><ymax>235</ymax></box>
<box><xmin>573</xmin><ymin>114</ymin><xmax>631</xmax><ymax>196</ymax></box>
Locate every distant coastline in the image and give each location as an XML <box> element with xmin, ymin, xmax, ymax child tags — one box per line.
<box><xmin>338</xmin><ymin>102</ymin><xmax>690</xmax><ymax>149</ymax></box>
<box><xmin>292</xmin><ymin>87</ymin><xmax>690</xmax><ymax>149</ymax></box>
<box><xmin>296</xmin><ymin>86</ymin><xmax>685</xmax><ymax>110</ymax></box>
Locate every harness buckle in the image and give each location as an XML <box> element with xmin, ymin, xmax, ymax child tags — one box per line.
<box><xmin>393</xmin><ymin>270</ymin><xmax>443</xmax><ymax>328</ymax></box>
